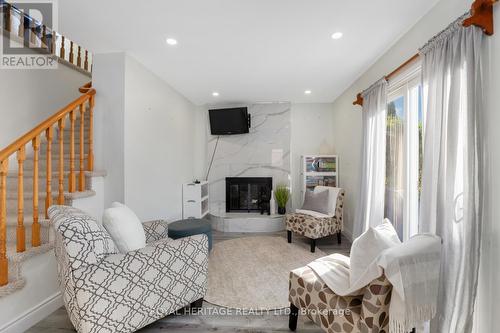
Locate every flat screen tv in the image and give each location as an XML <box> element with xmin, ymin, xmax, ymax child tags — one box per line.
<box><xmin>209</xmin><ymin>107</ymin><xmax>250</xmax><ymax>135</ymax></box>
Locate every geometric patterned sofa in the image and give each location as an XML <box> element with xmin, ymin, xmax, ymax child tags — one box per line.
<box><xmin>48</xmin><ymin>205</ymin><xmax>209</xmax><ymax>333</ymax></box>
<box><xmin>285</xmin><ymin>187</ymin><xmax>345</xmax><ymax>253</ymax></box>
<box><xmin>288</xmin><ymin>266</ymin><xmax>392</xmax><ymax>333</ymax></box>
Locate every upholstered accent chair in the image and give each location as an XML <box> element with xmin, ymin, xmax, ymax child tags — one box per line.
<box><xmin>285</xmin><ymin>186</ymin><xmax>345</xmax><ymax>252</ymax></box>
<box><xmin>288</xmin><ymin>266</ymin><xmax>392</xmax><ymax>333</ymax></box>
<box><xmin>48</xmin><ymin>206</ymin><xmax>209</xmax><ymax>333</ymax></box>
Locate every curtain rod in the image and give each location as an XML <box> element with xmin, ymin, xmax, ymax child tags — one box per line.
<box><xmin>353</xmin><ymin>0</ymin><xmax>498</xmax><ymax>107</ymax></box>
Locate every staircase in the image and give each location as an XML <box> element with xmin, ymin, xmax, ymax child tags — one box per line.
<box><xmin>0</xmin><ymin>1</ymin><xmax>97</xmax><ymax>296</ymax></box>
<box><xmin>0</xmin><ymin>83</ymin><xmax>97</xmax><ymax>296</ymax></box>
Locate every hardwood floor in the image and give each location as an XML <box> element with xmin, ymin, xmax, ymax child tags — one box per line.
<box><xmin>27</xmin><ymin>231</ymin><xmax>351</xmax><ymax>333</ymax></box>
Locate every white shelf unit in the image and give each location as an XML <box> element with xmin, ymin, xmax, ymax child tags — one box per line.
<box><xmin>183</xmin><ymin>181</ymin><xmax>209</xmax><ymax>219</ymax></box>
<box><xmin>301</xmin><ymin>155</ymin><xmax>339</xmax><ymax>197</ymax></box>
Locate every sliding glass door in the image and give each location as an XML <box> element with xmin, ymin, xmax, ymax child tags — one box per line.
<box><xmin>385</xmin><ymin>73</ymin><xmax>422</xmax><ymax>241</ymax></box>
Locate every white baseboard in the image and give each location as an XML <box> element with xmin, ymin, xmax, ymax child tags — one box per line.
<box><xmin>342</xmin><ymin>229</ymin><xmax>354</xmax><ymax>242</ymax></box>
<box><xmin>0</xmin><ymin>292</ymin><xmax>62</xmax><ymax>333</ymax></box>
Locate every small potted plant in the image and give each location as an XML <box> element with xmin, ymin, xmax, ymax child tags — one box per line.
<box><xmin>274</xmin><ymin>184</ymin><xmax>290</xmax><ymax>215</ymax></box>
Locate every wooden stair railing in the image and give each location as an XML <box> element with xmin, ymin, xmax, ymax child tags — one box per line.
<box><xmin>0</xmin><ymin>82</ymin><xmax>96</xmax><ymax>286</ymax></box>
<box><xmin>1</xmin><ymin>1</ymin><xmax>93</xmax><ymax>75</ymax></box>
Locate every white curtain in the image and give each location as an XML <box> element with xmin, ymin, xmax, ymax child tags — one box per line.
<box><xmin>354</xmin><ymin>78</ymin><xmax>388</xmax><ymax>238</ymax></box>
<box><xmin>419</xmin><ymin>14</ymin><xmax>484</xmax><ymax>333</ymax></box>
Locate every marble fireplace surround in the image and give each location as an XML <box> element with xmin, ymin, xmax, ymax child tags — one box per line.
<box><xmin>206</xmin><ymin>102</ymin><xmax>291</xmax><ymax>232</ymax></box>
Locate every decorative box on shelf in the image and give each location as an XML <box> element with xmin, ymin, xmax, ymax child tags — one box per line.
<box><xmin>182</xmin><ymin>181</ymin><xmax>209</xmax><ymax>219</ymax></box>
<box><xmin>301</xmin><ymin>155</ymin><xmax>339</xmax><ymax>196</ymax></box>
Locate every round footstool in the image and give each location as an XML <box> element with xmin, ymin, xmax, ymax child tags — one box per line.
<box><xmin>168</xmin><ymin>219</ymin><xmax>213</xmax><ymax>251</ymax></box>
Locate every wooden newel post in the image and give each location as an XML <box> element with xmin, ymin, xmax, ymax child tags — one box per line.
<box><xmin>45</xmin><ymin>127</ymin><xmax>53</xmax><ymax>218</ymax></box>
<box><xmin>50</xmin><ymin>30</ymin><xmax>56</xmax><ymax>55</ymax></box>
<box><xmin>4</xmin><ymin>3</ymin><xmax>11</xmax><ymax>33</ymax></box>
<box><xmin>87</xmin><ymin>97</ymin><xmax>94</xmax><ymax>171</ymax></box>
<box><xmin>84</xmin><ymin>50</ymin><xmax>89</xmax><ymax>71</ymax></box>
<box><xmin>41</xmin><ymin>25</ymin><xmax>47</xmax><ymax>49</ymax></box>
<box><xmin>30</xmin><ymin>25</ymin><xmax>36</xmax><ymax>45</ymax></box>
<box><xmin>60</xmin><ymin>36</ymin><xmax>65</xmax><ymax>59</ymax></box>
<box><xmin>32</xmin><ymin>137</ymin><xmax>40</xmax><ymax>247</ymax></box>
<box><xmin>79</xmin><ymin>104</ymin><xmax>86</xmax><ymax>191</ymax></box>
<box><xmin>69</xmin><ymin>110</ymin><xmax>76</xmax><ymax>193</ymax></box>
<box><xmin>57</xmin><ymin>119</ymin><xmax>65</xmax><ymax>204</ymax></box>
<box><xmin>18</xmin><ymin>10</ymin><xmax>24</xmax><ymax>39</ymax></box>
<box><xmin>69</xmin><ymin>41</ymin><xmax>74</xmax><ymax>64</ymax></box>
<box><xmin>0</xmin><ymin>159</ymin><xmax>9</xmax><ymax>286</ymax></box>
<box><xmin>17</xmin><ymin>147</ymin><xmax>26</xmax><ymax>253</ymax></box>
<box><xmin>77</xmin><ymin>46</ymin><xmax>82</xmax><ymax>68</ymax></box>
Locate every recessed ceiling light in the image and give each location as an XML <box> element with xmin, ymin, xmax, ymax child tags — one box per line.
<box><xmin>331</xmin><ymin>32</ymin><xmax>343</xmax><ymax>40</ymax></box>
<box><xmin>212</xmin><ymin>92</ymin><xmax>220</xmax><ymax>97</ymax></box>
<box><xmin>166</xmin><ymin>38</ymin><xmax>178</xmax><ymax>45</ymax></box>
<box><xmin>304</xmin><ymin>90</ymin><xmax>312</xmax><ymax>95</ymax></box>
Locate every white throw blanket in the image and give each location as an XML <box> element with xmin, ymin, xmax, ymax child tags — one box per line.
<box><xmin>308</xmin><ymin>234</ymin><xmax>441</xmax><ymax>333</ymax></box>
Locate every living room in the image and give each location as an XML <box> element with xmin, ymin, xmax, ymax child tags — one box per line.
<box><xmin>0</xmin><ymin>0</ymin><xmax>499</xmax><ymax>333</ymax></box>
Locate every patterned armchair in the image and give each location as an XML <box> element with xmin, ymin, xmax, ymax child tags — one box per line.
<box><xmin>286</xmin><ymin>186</ymin><xmax>345</xmax><ymax>252</ymax></box>
<box><xmin>48</xmin><ymin>206</ymin><xmax>209</xmax><ymax>333</ymax></box>
<box><xmin>288</xmin><ymin>266</ymin><xmax>392</xmax><ymax>333</ymax></box>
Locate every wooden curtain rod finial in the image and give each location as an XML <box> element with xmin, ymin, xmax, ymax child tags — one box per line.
<box><xmin>463</xmin><ymin>0</ymin><xmax>497</xmax><ymax>35</ymax></box>
<box><xmin>350</xmin><ymin>0</ymin><xmax>498</xmax><ymax>108</ymax></box>
<box><xmin>353</xmin><ymin>93</ymin><xmax>363</xmax><ymax>106</ymax></box>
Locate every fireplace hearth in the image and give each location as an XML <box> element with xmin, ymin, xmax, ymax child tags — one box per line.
<box><xmin>226</xmin><ymin>177</ymin><xmax>272</xmax><ymax>214</ymax></box>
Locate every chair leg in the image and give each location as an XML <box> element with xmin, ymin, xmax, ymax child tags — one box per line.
<box><xmin>190</xmin><ymin>298</ymin><xmax>203</xmax><ymax>312</ymax></box>
<box><xmin>287</xmin><ymin>230</ymin><xmax>292</xmax><ymax>243</ymax></box>
<box><xmin>310</xmin><ymin>238</ymin><xmax>316</xmax><ymax>253</ymax></box>
<box><xmin>289</xmin><ymin>303</ymin><xmax>299</xmax><ymax>331</ymax></box>
<box><xmin>337</xmin><ymin>231</ymin><xmax>342</xmax><ymax>244</ymax></box>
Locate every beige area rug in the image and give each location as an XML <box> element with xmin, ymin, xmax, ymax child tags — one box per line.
<box><xmin>205</xmin><ymin>236</ymin><xmax>326</xmax><ymax>310</ymax></box>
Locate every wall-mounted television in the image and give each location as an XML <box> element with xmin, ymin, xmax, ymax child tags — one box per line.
<box><xmin>209</xmin><ymin>107</ymin><xmax>250</xmax><ymax>135</ymax></box>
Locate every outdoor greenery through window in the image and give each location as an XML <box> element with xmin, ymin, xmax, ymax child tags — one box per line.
<box><xmin>385</xmin><ymin>70</ymin><xmax>423</xmax><ymax>241</ymax></box>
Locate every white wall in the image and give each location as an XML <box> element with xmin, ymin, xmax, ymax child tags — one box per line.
<box><xmin>0</xmin><ymin>252</ymin><xmax>61</xmax><ymax>333</ymax></box>
<box><xmin>193</xmin><ymin>105</ymin><xmax>209</xmax><ymax>180</ymax></box>
<box><xmin>92</xmin><ymin>53</ymin><xmax>126</xmax><ymax>208</ymax></box>
<box><xmin>123</xmin><ymin>56</ymin><xmax>197</xmax><ymax>221</ymax></box>
<box><xmin>0</xmin><ymin>36</ymin><xmax>89</xmax><ymax>150</ymax></box>
<box><xmin>330</xmin><ymin>0</ymin><xmax>499</xmax><ymax>330</ymax></box>
<box><xmin>290</xmin><ymin>103</ymin><xmax>335</xmax><ymax>210</ymax></box>
<box><xmin>71</xmin><ymin>176</ymin><xmax>106</xmax><ymax>222</ymax></box>
<box><xmin>93</xmin><ymin>53</ymin><xmax>198</xmax><ymax>221</ymax></box>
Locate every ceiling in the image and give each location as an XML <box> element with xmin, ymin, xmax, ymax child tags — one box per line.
<box><xmin>59</xmin><ymin>0</ymin><xmax>439</xmax><ymax>106</ymax></box>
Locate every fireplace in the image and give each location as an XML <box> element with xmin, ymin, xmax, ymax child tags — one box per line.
<box><xmin>226</xmin><ymin>177</ymin><xmax>272</xmax><ymax>214</ymax></box>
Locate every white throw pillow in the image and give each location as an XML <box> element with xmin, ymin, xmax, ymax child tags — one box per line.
<box><xmin>349</xmin><ymin>219</ymin><xmax>401</xmax><ymax>286</ymax></box>
<box><xmin>102</xmin><ymin>202</ymin><xmax>146</xmax><ymax>253</ymax></box>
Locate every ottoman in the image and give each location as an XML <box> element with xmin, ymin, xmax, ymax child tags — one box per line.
<box><xmin>168</xmin><ymin>218</ymin><xmax>213</xmax><ymax>251</ymax></box>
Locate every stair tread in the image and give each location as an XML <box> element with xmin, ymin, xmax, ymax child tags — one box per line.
<box><xmin>6</xmin><ymin>243</ymin><xmax>54</xmax><ymax>263</ymax></box>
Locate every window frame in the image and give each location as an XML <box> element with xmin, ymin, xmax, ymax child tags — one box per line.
<box><xmin>386</xmin><ymin>61</ymin><xmax>422</xmax><ymax>241</ymax></box>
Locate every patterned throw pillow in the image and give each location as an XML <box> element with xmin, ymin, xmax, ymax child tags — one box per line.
<box><xmin>300</xmin><ymin>189</ymin><xmax>330</xmax><ymax>215</ymax></box>
<box><xmin>48</xmin><ymin>206</ymin><xmax>117</xmax><ymax>271</ymax></box>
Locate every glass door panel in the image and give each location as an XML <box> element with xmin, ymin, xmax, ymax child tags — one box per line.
<box><xmin>386</xmin><ymin>94</ymin><xmax>406</xmax><ymax>240</ymax></box>
<box><xmin>385</xmin><ymin>74</ymin><xmax>423</xmax><ymax>242</ymax></box>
